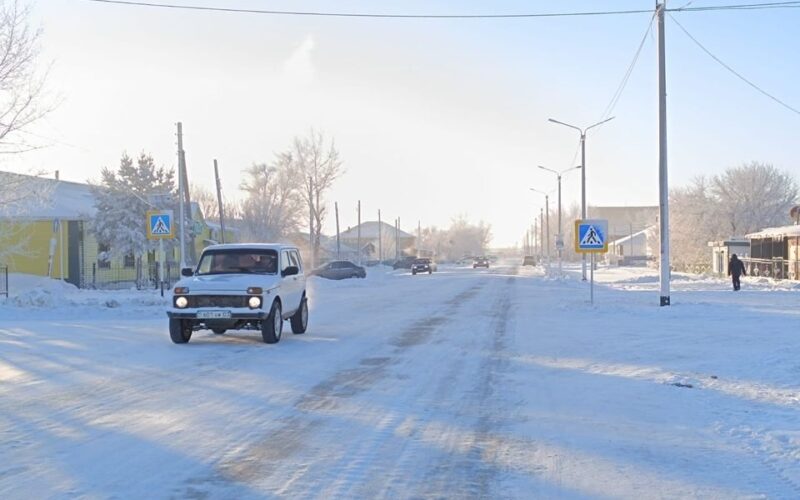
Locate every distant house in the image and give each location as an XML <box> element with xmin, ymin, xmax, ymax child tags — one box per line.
<box><xmin>339</xmin><ymin>221</ymin><xmax>416</xmax><ymax>261</ymax></box>
<box><xmin>607</xmin><ymin>226</ymin><xmax>656</xmax><ymax>266</ymax></box>
<box><xmin>0</xmin><ymin>171</ymin><xmax>224</xmax><ymax>288</ymax></box>
<box><xmin>708</xmin><ymin>238</ymin><xmax>750</xmax><ymax>277</ymax></box>
<box><xmin>588</xmin><ymin>206</ymin><xmax>659</xmax><ymax>242</ymax></box>
<box><xmin>743</xmin><ymin>224</ymin><xmax>800</xmax><ymax>279</ymax></box>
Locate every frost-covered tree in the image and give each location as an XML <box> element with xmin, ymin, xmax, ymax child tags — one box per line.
<box><xmin>669</xmin><ymin>163</ymin><xmax>798</xmax><ymax>267</ymax></box>
<box><xmin>239</xmin><ymin>153</ymin><xmax>303</xmax><ymax>242</ymax></box>
<box><xmin>0</xmin><ymin>170</ymin><xmax>52</xmax><ymax>262</ymax></box>
<box><xmin>0</xmin><ymin>1</ymin><xmax>52</xmax><ymax>153</ymax></box>
<box><xmin>90</xmin><ymin>153</ymin><xmax>176</xmax><ymax>260</ymax></box>
<box><xmin>710</xmin><ymin>162</ymin><xmax>797</xmax><ymax>236</ymax></box>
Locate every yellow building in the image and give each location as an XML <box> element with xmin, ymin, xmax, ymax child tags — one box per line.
<box><xmin>0</xmin><ymin>172</ymin><xmax>234</xmax><ymax>288</ymax></box>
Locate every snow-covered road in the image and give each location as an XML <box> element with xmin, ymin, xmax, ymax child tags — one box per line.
<box><xmin>2</xmin><ymin>264</ymin><xmax>799</xmax><ymax>498</ymax></box>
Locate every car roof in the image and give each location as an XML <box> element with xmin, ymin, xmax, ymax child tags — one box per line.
<box><xmin>202</xmin><ymin>243</ymin><xmax>298</xmax><ymax>252</ymax></box>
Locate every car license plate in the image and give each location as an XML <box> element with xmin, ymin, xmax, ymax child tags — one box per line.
<box><xmin>197</xmin><ymin>310</ymin><xmax>232</xmax><ymax>319</ymax></box>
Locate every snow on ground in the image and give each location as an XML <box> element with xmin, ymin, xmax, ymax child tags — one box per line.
<box><xmin>1</xmin><ymin>263</ymin><xmax>799</xmax><ymax>498</ymax></box>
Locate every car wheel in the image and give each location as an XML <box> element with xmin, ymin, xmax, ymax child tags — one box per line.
<box><xmin>261</xmin><ymin>301</ymin><xmax>283</xmax><ymax>344</ymax></box>
<box><xmin>290</xmin><ymin>297</ymin><xmax>308</xmax><ymax>334</ymax></box>
<box><xmin>212</xmin><ymin>328</ymin><xmax>226</xmax><ymax>335</ymax></box>
<box><xmin>169</xmin><ymin>318</ymin><xmax>192</xmax><ymax>344</ymax></box>
<box><xmin>412</xmin><ymin>269</ymin><xmax>417</xmax><ymax>275</ymax></box>
<box><xmin>428</xmin><ymin>269</ymin><xmax>432</xmax><ymax>274</ymax></box>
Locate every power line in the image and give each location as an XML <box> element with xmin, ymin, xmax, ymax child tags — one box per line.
<box><xmin>83</xmin><ymin>0</ymin><xmax>800</xmax><ymax>19</ymax></box>
<box><xmin>669</xmin><ymin>13</ymin><xmax>800</xmax><ymax>117</ymax></box>
<box><xmin>599</xmin><ymin>12</ymin><xmax>656</xmax><ymax>122</ymax></box>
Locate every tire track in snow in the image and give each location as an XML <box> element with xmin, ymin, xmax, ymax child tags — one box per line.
<box><xmin>205</xmin><ymin>278</ymin><xmax>489</xmax><ymax>497</ymax></box>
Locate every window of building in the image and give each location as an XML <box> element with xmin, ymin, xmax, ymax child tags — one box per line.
<box><xmin>123</xmin><ymin>253</ymin><xmax>136</xmax><ymax>268</ymax></box>
<box><xmin>97</xmin><ymin>243</ymin><xmax>111</xmax><ymax>269</ymax></box>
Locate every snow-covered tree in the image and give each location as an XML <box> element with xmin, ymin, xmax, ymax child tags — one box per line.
<box><xmin>0</xmin><ymin>170</ymin><xmax>52</xmax><ymax>263</ymax></box>
<box><xmin>89</xmin><ymin>153</ymin><xmax>176</xmax><ymax>259</ymax></box>
<box><xmin>0</xmin><ymin>1</ymin><xmax>52</xmax><ymax>153</ymax></box>
<box><xmin>239</xmin><ymin>153</ymin><xmax>303</xmax><ymax>242</ymax></box>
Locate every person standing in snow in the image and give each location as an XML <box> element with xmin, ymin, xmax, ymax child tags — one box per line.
<box><xmin>728</xmin><ymin>253</ymin><xmax>746</xmax><ymax>291</ymax></box>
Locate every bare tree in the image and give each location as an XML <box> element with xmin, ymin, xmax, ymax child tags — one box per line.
<box><xmin>239</xmin><ymin>153</ymin><xmax>304</xmax><ymax>242</ymax></box>
<box><xmin>190</xmin><ymin>184</ymin><xmax>218</xmax><ymax>221</ymax></box>
<box><xmin>670</xmin><ymin>176</ymin><xmax>720</xmax><ymax>267</ymax></box>
<box><xmin>0</xmin><ymin>1</ymin><xmax>51</xmax><ymax>153</ymax></box>
<box><xmin>291</xmin><ymin>130</ymin><xmax>344</xmax><ymax>266</ymax></box>
<box><xmin>710</xmin><ymin>162</ymin><xmax>797</xmax><ymax>236</ymax></box>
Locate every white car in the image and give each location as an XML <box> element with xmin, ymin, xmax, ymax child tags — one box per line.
<box><xmin>166</xmin><ymin>243</ymin><xmax>308</xmax><ymax>344</ymax></box>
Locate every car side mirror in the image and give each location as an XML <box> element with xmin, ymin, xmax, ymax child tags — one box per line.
<box><xmin>282</xmin><ymin>265</ymin><xmax>299</xmax><ymax>277</ymax></box>
<box><xmin>181</xmin><ymin>267</ymin><xmax>194</xmax><ymax>277</ymax></box>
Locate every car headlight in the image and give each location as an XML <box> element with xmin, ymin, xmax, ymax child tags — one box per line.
<box><xmin>248</xmin><ymin>296</ymin><xmax>262</xmax><ymax>309</ymax></box>
<box><xmin>175</xmin><ymin>296</ymin><xmax>189</xmax><ymax>309</ymax></box>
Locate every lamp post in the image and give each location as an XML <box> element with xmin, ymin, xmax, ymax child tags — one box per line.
<box><xmin>548</xmin><ymin>116</ymin><xmax>615</xmax><ymax>280</ymax></box>
<box><xmin>530</xmin><ymin>188</ymin><xmax>550</xmax><ymax>265</ymax></box>
<box><xmin>538</xmin><ymin>165</ymin><xmax>581</xmax><ymax>276</ymax></box>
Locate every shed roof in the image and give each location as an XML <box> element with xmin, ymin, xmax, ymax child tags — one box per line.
<box><xmin>745</xmin><ymin>225</ymin><xmax>800</xmax><ymax>239</ymax></box>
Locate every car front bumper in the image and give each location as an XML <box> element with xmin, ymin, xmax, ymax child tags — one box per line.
<box><xmin>167</xmin><ymin>308</ymin><xmax>269</xmax><ymax>320</ymax></box>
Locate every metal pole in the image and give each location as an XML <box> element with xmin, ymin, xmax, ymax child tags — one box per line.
<box><xmin>418</xmin><ymin>220</ymin><xmax>421</xmax><ymax>256</ymax></box>
<box><xmin>657</xmin><ymin>2</ymin><xmax>671</xmax><ymax>306</ymax></box>
<box><xmin>378</xmin><ymin>209</ymin><xmax>382</xmax><ymax>263</ymax></box>
<box><xmin>159</xmin><ymin>238</ymin><xmax>165</xmax><ymax>297</ymax></box>
<box><xmin>335</xmin><ymin>202</ymin><xmax>341</xmax><ymax>260</ymax></box>
<box><xmin>540</xmin><ymin>208</ymin><xmax>544</xmax><ymax>262</ymax></box>
<box><xmin>581</xmin><ymin>132</ymin><xmax>587</xmax><ymax>281</ymax></box>
<box><xmin>545</xmin><ymin>195</ymin><xmax>550</xmax><ymax>263</ymax></box>
<box><xmin>590</xmin><ymin>253</ymin><xmax>595</xmax><ymax>304</ymax></box>
<box><xmin>357</xmin><ymin>200</ymin><xmax>361</xmax><ymax>264</ymax></box>
<box><xmin>557</xmin><ymin>174</ymin><xmax>563</xmax><ymax>276</ymax></box>
<box><xmin>177</xmin><ymin>122</ymin><xmax>186</xmax><ymax>270</ymax></box>
<box><xmin>308</xmin><ymin>176</ymin><xmax>314</xmax><ymax>269</ymax></box>
<box><xmin>214</xmin><ymin>159</ymin><xmax>226</xmax><ymax>244</ymax></box>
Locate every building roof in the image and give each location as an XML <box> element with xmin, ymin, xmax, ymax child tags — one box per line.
<box><xmin>339</xmin><ymin>221</ymin><xmax>415</xmax><ymax>240</ymax></box>
<box><xmin>0</xmin><ymin>172</ymin><xmax>96</xmax><ymax>220</ymax></box>
<box><xmin>746</xmin><ymin>224</ymin><xmax>800</xmax><ymax>239</ymax></box>
<box><xmin>610</xmin><ymin>226</ymin><xmax>654</xmax><ymax>245</ymax></box>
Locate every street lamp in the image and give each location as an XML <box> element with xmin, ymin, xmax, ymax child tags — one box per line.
<box><xmin>529</xmin><ymin>187</ymin><xmax>551</xmax><ymax>266</ymax></box>
<box><xmin>548</xmin><ymin>116</ymin><xmax>615</xmax><ymax>280</ymax></box>
<box><xmin>538</xmin><ymin>165</ymin><xmax>581</xmax><ymax>277</ymax></box>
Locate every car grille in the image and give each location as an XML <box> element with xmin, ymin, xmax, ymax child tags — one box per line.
<box><xmin>188</xmin><ymin>295</ymin><xmax>249</xmax><ymax>308</ymax></box>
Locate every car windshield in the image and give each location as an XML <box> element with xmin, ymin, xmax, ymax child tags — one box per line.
<box><xmin>414</xmin><ymin>259</ymin><xmax>429</xmax><ymax>264</ymax></box>
<box><xmin>196</xmin><ymin>249</ymin><xmax>279</xmax><ymax>275</ymax></box>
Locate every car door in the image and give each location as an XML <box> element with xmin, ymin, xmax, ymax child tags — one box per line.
<box><xmin>290</xmin><ymin>250</ymin><xmax>306</xmax><ymax>306</ymax></box>
<box><xmin>280</xmin><ymin>250</ymin><xmax>301</xmax><ymax>314</ymax></box>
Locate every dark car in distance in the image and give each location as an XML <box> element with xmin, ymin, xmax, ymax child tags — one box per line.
<box><xmin>392</xmin><ymin>256</ymin><xmax>418</xmax><ymax>270</ymax></box>
<box><xmin>411</xmin><ymin>258</ymin><xmax>437</xmax><ymax>275</ymax></box>
<box><xmin>523</xmin><ymin>255</ymin><xmax>537</xmax><ymax>266</ymax></box>
<box><xmin>473</xmin><ymin>257</ymin><xmax>490</xmax><ymax>269</ymax></box>
<box><xmin>309</xmin><ymin>260</ymin><xmax>366</xmax><ymax>280</ymax></box>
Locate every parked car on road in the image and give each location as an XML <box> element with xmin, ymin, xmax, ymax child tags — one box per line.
<box><xmin>309</xmin><ymin>260</ymin><xmax>366</xmax><ymax>280</ymax></box>
<box><xmin>523</xmin><ymin>255</ymin><xmax>537</xmax><ymax>266</ymax></box>
<box><xmin>167</xmin><ymin>243</ymin><xmax>308</xmax><ymax>345</ymax></box>
<box><xmin>473</xmin><ymin>256</ymin><xmax>490</xmax><ymax>269</ymax></box>
<box><xmin>411</xmin><ymin>258</ymin><xmax>437</xmax><ymax>275</ymax></box>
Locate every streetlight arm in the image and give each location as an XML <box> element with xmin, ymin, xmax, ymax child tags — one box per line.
<box><xmin>537</xmin><ymin>165</ymin><xmax>558</xmax><ymax>176</ymax></box>
<box><xmin>548</xmin><ymin>118</ymin><xmax>583</xmax><ymax>133</ymax></box>
<box><xmin>586</xmin><ymin>116</ymin><xmax>615</xmax><ymax>133</ymax></box>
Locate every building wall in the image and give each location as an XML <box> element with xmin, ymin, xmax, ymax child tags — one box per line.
<box><xmin>1</xmin><ymin>219</ymin><xmax>71</xmax><ymax>278</ymax></box>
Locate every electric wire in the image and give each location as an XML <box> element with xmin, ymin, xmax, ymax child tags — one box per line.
<box><xmin>669</xmin><ymin>13</ymin><xmax>800</xmax><ymax>116</ymax></box>
<box><xmin>83</xmin><ymin>0</ymin><xmax>800</xmax><ymax>18</ymax></box>
<box><xmin>599</xmin><ymin>12</ymin><xmax>656</xmax><ymax>122</ymax></box>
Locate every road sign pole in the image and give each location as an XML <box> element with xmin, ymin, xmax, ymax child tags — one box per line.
<box><xmin>159</xmin><ymin>238</ymin><xmax>165</xmax><ymax>297</ymax></box>
<box><xmin>590</xmin><ymin>253</ymin><xmax>595</xmax><ymax>304</ymax></box>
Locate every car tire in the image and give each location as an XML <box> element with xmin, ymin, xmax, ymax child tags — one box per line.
<box><xmin>261</xmin><ymin>301</ymin><xmax>283</xmax><ymax>344</ymax></box>
<box><xmin>169</xmin><ymin>318</ymin><xmax>192</xmax><ymax>344</ymax></box>
<box><xmin>428</xmin><ymin>269</ymin><xmax>432</xmax><ymax>274</ymax></box>
<box><xmin>212</xmin><ymin>328</ymin><xmax>226</xmax><ymax>335</ymax></box>
<box><xmin>290</xmin><ymin>297</ymin><xmax>308</xmax><ymax>334</ymax></box>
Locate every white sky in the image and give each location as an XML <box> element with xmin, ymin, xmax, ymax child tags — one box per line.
<box><xmin>8</xmin><ymin>0</ymin><xmax>800</xmax><ymax>246</ymax></box>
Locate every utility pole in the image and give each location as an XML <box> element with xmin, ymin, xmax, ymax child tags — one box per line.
<box><xmin>213</xmin><ymin>159</ymin><xmax>226</xmax><ymax>244</ymax></box>
<box><xmin>545</xmin><ymin>195</ymin><xmax>550</xmax><ymax>264</ymax></box>
<box><xmin>395</xmin><ymin>218</ymin><xmax>400</xmax><ymax>260</ymax></box>
<box><xmin>657</xmin><ymin>1</ymin><xmax>671</xmax><ymax>306</ymax></box>
<box><xmin>418</xmin><ymin>220</ymin><xmax>422</xmax><ymax>257</ymax></box>
<box><xmin>178</xmin><ymin>131</ymin><xmax>195</xmax><ymax>265</ymax></box>
<box><xmin>378</xmin><ymin>209</ymin><xmax>382</xmax><ymax>263</ymax></box>
<box><xmin>308</xmin><ymin>176</ymin><xmax>314</xmax><ymax>269</ymax></box>
<box><xmin>335</xmin><ymin>202</ymin><xmax>341</xmax><ymax>260</ymax></box>
<box><xmin>357</xmin><ymin>200</ymin><xmax>361</xmax><ymax>265</ymax></box>
<box><xmin>176</xmin><ymin>122</ymin><xmax>187</xmax><ymax>270</ymax></box>
<box><xmin>540</xmin><ymin>208</ymin><xmax>544</xmax><ymax>262</ymax></box>
<box><xmin>533</xmin><ymin>218</ymin><xmax>538</xmax><ymax>258</ymax></box>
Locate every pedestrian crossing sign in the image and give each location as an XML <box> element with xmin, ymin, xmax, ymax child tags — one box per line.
<box><xmin>147</xmin><ymin>210</ymin><xmax>174</xmax><ymax>240</ymax></box>
<box><xmin>574</xmin><ymin>219</ymin><xmax>608</xmax><ymax>253</ymax></box>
